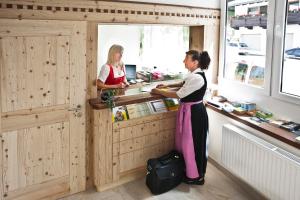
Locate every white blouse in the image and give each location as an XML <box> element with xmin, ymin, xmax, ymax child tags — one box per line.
<box><xmin>98</xmin><ymin>64</ymin><xmax>126</xmax><ymax>83</ymax></box>
<box><xmin>176</xmin><ymin>68</ymin><xmax>205</xmax><ymax>99</ymax></box>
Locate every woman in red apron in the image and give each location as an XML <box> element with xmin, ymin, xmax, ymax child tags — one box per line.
<box><xmin>151</xmin><ymin>50</ymin><xmax>210</xmax><ymax>185</ymax></box>
<box><xmin>97</xmin><ymin>44</ymin><xmax>129</xmax><ymax>89</ymax></box>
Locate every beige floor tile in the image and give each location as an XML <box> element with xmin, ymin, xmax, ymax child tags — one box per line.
<box><xmin>60</xmin><ymin>162</ymin><xmax>260</xmax><ymax>200</ymax></box>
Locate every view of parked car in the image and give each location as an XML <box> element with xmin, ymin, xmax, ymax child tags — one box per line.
<box><xmin>228</xmin><ymin>42</ymin><xmax>250</xmax><ymax>55</ymax></box>
<box><xmin>285</xmin><ymin>47</ymin><xmax>300</xmax><ymax>59</ymax></box>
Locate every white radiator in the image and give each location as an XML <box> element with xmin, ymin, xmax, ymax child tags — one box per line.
<box><xmin>221</xmin><ymin>124</ymin><xmax>300</xmax><ymax>200</ymax></box>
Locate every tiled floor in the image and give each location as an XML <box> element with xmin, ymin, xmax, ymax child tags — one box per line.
<box><xmin>61</xmin><ymin>162</ymin><xmax>261</xmax><ymax>200</ymax></box>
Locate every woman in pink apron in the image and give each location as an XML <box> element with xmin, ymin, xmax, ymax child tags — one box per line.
<box><xmin>151</xmin><ymin>50</ymin><xmax>210</xmax><ymax>185</ymax></box>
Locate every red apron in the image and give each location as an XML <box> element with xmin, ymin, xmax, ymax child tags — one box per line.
<box><xmin>104</xmin><ymin>64</ymin><xmax>125</xmax><ymax>85</ymax></box>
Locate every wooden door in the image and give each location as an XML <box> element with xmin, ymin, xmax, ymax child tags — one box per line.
<box><xmin>0</xmin><ymin>19</ymin><xmax>86</xmax><ymax>199</ymax></box>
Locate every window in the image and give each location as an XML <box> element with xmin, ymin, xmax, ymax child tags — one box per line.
<box><xmin>281</xmin><ymin>0</ymin><xmax>300</xmax><ymax>97</ymax></box>
<box><xmin>97</xmin><ymin>25</ymin><xmax>189</xmax><ymax>75</ymax></box>
<box><xmin>221</xmin><ymin>0</ymin><xmax>300</xmax><ymax>104</ymax></box>
<box><xmin>224</xmin><ymin>0</ymin><xmax>269</xmax><ymax>88</ymax></box>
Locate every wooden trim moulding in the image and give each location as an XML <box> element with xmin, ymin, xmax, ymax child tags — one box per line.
<box><xmin>0</xmin><ymin>0</ymin><xmax>220</xmax><ymax>25</ymax></box>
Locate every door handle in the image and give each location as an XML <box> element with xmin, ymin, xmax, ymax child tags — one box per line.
<box><xmin>68</xmin><ymin>104</ymin><xmax>82</xmax><ymax>112</ymax></box>
<box><xmin>68</xmin><ymin>105</ymin><xmax>83</xmax><ymax>118</ymax></box>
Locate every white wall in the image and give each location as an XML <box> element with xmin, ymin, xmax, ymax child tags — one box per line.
<box><xmin>118</xmin><ymin>0</ymin><xmax>220</xmax><ymax>9</ymax></box>
<box><xmin>98</xmin><ymin>24</ymin><xmax>190</xmax><ymax>75</ymax></box>
<box><xmin>97</xmin><ymin>25</ymin><xmax>141</xmax><ymax>75</ymax></box>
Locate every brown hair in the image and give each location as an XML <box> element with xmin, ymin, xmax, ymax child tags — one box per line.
<box><xmin>185</xmin><ymin>50</ymin><xmax>211</xmax><ymax>70</ymax></box>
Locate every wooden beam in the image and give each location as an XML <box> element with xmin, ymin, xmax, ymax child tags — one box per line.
<box><xmin>93</xmin><ymin>108</ymin><xmax>113</xmax><ymax>187</ymax></box>
<box><xmin>189</xmin><ymin>26</ymin><xmax>204</xmax><ymax>52</ymax></box>
<box><xmin>0</xmin><ymin>0</ymin><xmax>220</xmax><ymax>25</ymax></box>
<box><xmin>1</xmin><ymin>107</ymin><xmax>69</xmax><ymax>132</ymax></box>
<box><xmin>0</xmin><ymin>38</ymin><xmax>4</xmax><ymax>199</ymax></box>
<box><xmin>69</xmin><ymin>21</ymin><xmax>87</xmax><ymax>194</ymax></box>
<box><xmin>5</xmin><ymin>176</ymin><xmax>69</xmax><ymax>200</ymax></box>
<box><xmin>203</xmin><ymin>25</ymin><xmax>220</xmax><ymax>84</ymax></box>
<box><xmin>86</xmin><ymin>22</ymin><xmax>98</xmax><ymax>189</ymax></box>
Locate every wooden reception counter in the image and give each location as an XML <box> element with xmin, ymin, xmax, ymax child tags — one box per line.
<box><xmin>89</xmin><ymin>81</ymin><xmax>179</xmax><ymax>192</ymax></box>
<box><xmin>89</xmin><ymin>80</ymin><xmax>300</xmax><ymax>192</ymax></box>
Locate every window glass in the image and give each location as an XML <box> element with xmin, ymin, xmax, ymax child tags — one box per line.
<box><xmin>281</xmin><ymin>0</ymin><xmax>300</xmax><ymax>97</ymax></box>
<box><xmin>224</xmin><ymin>0</ymin><xmax>269</xmax><ymax>87</ymax></box>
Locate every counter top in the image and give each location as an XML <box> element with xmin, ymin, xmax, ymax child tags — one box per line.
<box><xmin>89</xmin><ymin>80</ymin><xmax>181</xmax><ymax>110</ymax></box>
<box><xmin>89</xmin><ymin>92</ymin><xmax>164</xmax><ymax>110</ymax></box>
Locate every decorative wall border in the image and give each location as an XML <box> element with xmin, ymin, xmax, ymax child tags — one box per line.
<box><xmin>0</xmin><ymin>0</ymin><xmax>220</xmax><ymax>25</ymax></box>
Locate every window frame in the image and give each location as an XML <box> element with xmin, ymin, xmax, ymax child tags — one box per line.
<box><xmin>219</xmin><ymin>0</ymin><xmax>276</xmax><ymax>97</ymax></box>
<box><xmin>271</xmin><ymin>0</ymin><xmax>300</xmax><ymax>105</ymax></box>
<box><xmin>220</xmin><ymin>0</ymin><xmax>300</xmax><ymax>105</ymax></box>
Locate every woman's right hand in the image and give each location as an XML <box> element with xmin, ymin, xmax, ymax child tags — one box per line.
<box><xmin>116</xmin><ymin>82</ymin><xmax>126</xmax><ymax>89</ymax></box>
<box><xmin>156</xmin><ymin>84</ymin><xmax>167</xmax><ymax>89</ymax></box>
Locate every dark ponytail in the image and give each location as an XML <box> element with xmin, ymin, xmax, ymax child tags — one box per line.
<box><xmin>185</xmin><ymin>50</ymin><xmax>211</xmax><ymax>70</ymax></box>
<box><xmin>199</xmin><ymin>51</ymin><xmax>211</xmax><ymax>70</ymax></box>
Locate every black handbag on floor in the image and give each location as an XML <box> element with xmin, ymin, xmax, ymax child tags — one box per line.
<box><xmin>146</xmin><ymin>150</ymin><xmax>185</xmax><ymax>195</ymax></box>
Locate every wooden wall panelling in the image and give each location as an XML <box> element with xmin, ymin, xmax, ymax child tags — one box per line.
<box><xmin>94</xmin><ymin>110</ymin><xmax>176</xmax><ymax>192</ymax></box>
<box><xmin>159</xmin><ymin>117</ymin><xmax>176</xmax><ymax>131</ymax></box>
<box><xmin>189</xmin><ymin>25</ymin><xmax>220</xmax><ymax>84</ymax></box>
<box><xmin>203</xmin><ymin>25</ymin><xmax>220</xmax><ymax>84</ymax></box>
<box><xmin>1</xmin><ymin>106</ymin><xmax>69</xmax><ymax>132</ymax></box>
<box><xmin>86</xmin><ymin>22</ymin><xmax>98</xmax><ymax>189</ymax></box>
<box><xmin>119</xmin><ymin>126</ymin><xmax>134</xmax><ymax>141</ymax></box>
<box><xmin>112</xmin><ymin>156</ymin><xmax>119</xmax><ymax>182</ymax></box>
<box><xmin>113</xmin><ymin>129</ymin><xmax>120</xmax><ymax>144</ymax></box>
<box><xmin>113</xmin><ymin>111</ymin><xmax>177</xmax><ymax>130</ymax></box>
<box><xmin>189</xmin><ymin>26</ymin><xmax>204</xmax><ymax>52</ymax></box>
<box><xmin>112</xmin><ymin>128</ymin><xmax>120</xmax><ymax>183</ymax></box>
<box><xmin>132</xmin><ymin>150</ymin><xmax>145</xmax><ymax>170</ymax></box>
<box><xmin>118</xmin><ymin>118</ymin><xmax>176</xmax><ymax>175</ymax></box>
<box><xmin>4</xmin><ymin>177</ymin><xmax>69</xmax><ymax>200</ymax></box>
<box><xmin>69</xmin><ymin>21</ymin><xmax>87</xmax><ymax>194</ymax></box>
<box><xmin>0</xmin><ymin>0</ymin><xmax>220</xmax><ymax>196</ymax></box>
<box><xmin>93</xmin><ymin>108</ymin><xmax>113</xmax><ymax>189</ymax></box>
<box><xmin>119</xmin><ymin>152</ymin><xmax>134</xmax><ymax>173</ymax></box>
<box><xmin>0</xmin><ymin>20</ymin><xmax>72</xmax><ymax>37</ymax></box>
<box><xmin>0</xmin><ymin>0</ymin><xmax>220</xmax><ymax>26</ymax></box>
<box><xmin>0</xmin><ymin>52</ymin><xmax>3</xmax><ymax>199</ymax></box>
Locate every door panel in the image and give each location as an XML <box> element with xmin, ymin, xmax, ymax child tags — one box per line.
<box><xmin>0</xmin><ymin>19</ymin><xmax>86</xmax><ymax>199</ymax></box>
<box><xmin>0</xmin><ymin>36</ymin><xmax>70</xmax><ymax>112</ymax></box>
<box><xmin>2</xmin><ymin>122</ymin><xmax>69</xmax><ymax>193</ymax></box>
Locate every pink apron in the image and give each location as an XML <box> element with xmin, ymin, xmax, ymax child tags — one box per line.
<box><xmin>175</xmin><ymin>100</ymin><xmax>203</xmax><ymax>179</ymax></box>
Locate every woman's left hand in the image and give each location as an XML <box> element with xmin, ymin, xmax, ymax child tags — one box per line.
<box><xmin>151</xmin><ymin>88</ymin><xmax>161</xmax><ymax>95</ymax></box>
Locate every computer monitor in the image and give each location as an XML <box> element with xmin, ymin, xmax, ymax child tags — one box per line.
<box><xmin>125</xmin><ymin>64</ymin><xmax>136</xmax><ymax>81</ymax></box>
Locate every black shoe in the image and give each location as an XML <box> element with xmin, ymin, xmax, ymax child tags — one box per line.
<box><xmin>182</xmin><ymin>176</ymin><xmax>205</xmax><ymax>185</ymax></box>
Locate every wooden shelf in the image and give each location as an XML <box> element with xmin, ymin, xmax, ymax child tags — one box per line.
<box><xmin>206</xmin><ymin>104</ymin><xmax>300</xmax><ymax>150</ymax></box>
